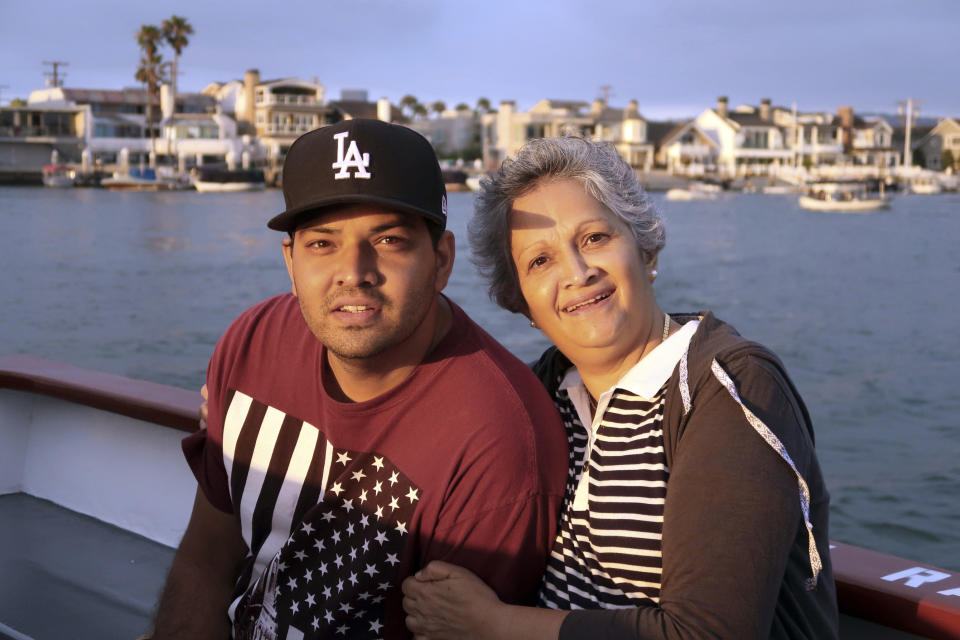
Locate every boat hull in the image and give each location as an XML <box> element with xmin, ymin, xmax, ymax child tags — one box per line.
<box><xmin>194</xmin><ymin>180</ymin><xmax>266</xmax><ymax>193</ymax></box>
<box><xmin>41</xmin><ymin>176</ymin><xmax>75</xmax><ymax>188</ymax></box>
<box><xmin>101</xmin><ymin>178</ymin><xmax>188</xmax><ymax>192</ymax></box>
<box><xmin>798</xmin><ymin>195</ymin><xmax>891</xmax><ymax>212</ymax></box>
<box><xmin>666</xmin><ymin>188</ymin><xmax>717</xmax><ymax>201</ymax></box>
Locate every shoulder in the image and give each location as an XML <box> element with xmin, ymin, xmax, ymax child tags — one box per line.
<box><xmin>435</xmin><ymin>304</ymin><xmax>566</xmax><ymax>457</ymax></box>
<box><xmin>443</xmin><ymin>302</ymin><xmax>553</xmax><ymax>404</ymax></box>
<box><xmin>673</xmin><ymin>311</ymin><xmax>817</xmax><ymax>460</ymax></box>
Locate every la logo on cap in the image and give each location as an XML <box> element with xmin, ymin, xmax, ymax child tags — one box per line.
<box><xmin>331</xmin><ymin>131</ymin><xmax>371</xmax><ymax>180</ymax></box>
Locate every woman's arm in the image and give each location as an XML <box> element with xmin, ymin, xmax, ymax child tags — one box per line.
<box><xmin>402</xmin><ymin>561</ymin><xmax>568</xmax><ymax>640</ymax></box>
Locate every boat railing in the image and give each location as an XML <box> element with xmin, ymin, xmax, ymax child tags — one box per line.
<box><xmin>1</xmin><ymin>355</ymin><xmax>959</xmax><ymax>638</ymax></box>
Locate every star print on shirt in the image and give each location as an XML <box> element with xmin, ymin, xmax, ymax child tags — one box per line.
<box><xmin>233</xmin><ymin>444</ymin><xmax>420</xmax><ymax>640</ymax></box>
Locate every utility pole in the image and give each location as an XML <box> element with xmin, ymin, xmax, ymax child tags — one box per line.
<box><xmin>43</xmin><ymin>60</ymin><xmax>69</xmax><ymax>88</ymax></box>
<box><xmin>898</xmin><ymin>98</ymin><xmax>922</xmax><ymax>169</ymax></box>
<box><xmin>599</xmin><ymin>85</ymin><xmax>613</xmax><ymax>102</ymax></box>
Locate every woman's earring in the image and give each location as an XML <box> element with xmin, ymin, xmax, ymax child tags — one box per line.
<box><xmin>651</xmin><ymin>269</ymin><xmax>658</xmax><ymax>277</ymax></box>
<box><xmin>529</xmin><ymin>320</ymin><xmax>537</xmax><ymax>328</ymax></box>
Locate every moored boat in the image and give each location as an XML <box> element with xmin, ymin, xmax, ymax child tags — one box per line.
<box><xmin>666</xmin><ymin>182</ymin><xmax>721</xmax><ymax>201</ymax></box>
<box><xmin>799</xmin><ymin>180</ymin><xmax>891</xmax><ymax>212</ymax></box>
<box><xmin>41</xmin><ymin>164</ymin><xmax>76</xmax><ymax>188</ymax></box>
<box><xmin>909</xmin><ymin>176</ymin><xmax>943</xmax><ymax>195</ymax></box>
<box><xmin>2</xmin><ymin>355</ymin><xmax>959</xmax><ymax>639</ymax></box>
<box><xmin>193</xmin><ymin>168</ymin><xmax>266</xmax><ymax>193</ymax></box>
<box><xmin>101</xmin><ymin>167</ymin><xmax>191</xmax><ymax>192</ymax></box>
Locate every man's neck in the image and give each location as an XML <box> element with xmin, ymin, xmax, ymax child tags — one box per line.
<box><xmin>324</xmin><ymin>296</ymin><xmax>453</xmax><ymax>403</ymax></box>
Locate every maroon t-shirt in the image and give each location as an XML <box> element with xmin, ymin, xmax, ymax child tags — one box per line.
<box><xmin>183</xmin><ymin>294</ymin><xmax>567</xmax><ymax>639</ymax></box>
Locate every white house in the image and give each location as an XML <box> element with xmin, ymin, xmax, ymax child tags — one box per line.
<box><xmin>694</xmin><ymin>97</ymin><xmax>793</xmax><ymax>176</ymax></box>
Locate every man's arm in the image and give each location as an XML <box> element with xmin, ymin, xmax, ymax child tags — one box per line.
<box><xmin>151</xmin><ymin>487</ymin><xmax>248</xmax><ymax>639</ymax></box>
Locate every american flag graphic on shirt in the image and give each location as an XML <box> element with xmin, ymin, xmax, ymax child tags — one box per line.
<box><xmin>222</xmin><ymin>390</ymin><xmax>420</xmax><ymax>640</ymax></box>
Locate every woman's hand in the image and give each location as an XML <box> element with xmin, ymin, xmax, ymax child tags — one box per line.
<box><xmin>402</xmin><ymin>560</ymin><xmax>505</xmax><ymax>640</ymax></box>
<box><xmin>199</xmin><ymin>384</ymin><xmax>208</xmax><ymax>429</ymax></box>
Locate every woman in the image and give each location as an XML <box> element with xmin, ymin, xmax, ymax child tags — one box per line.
<box><xmin>402</xmin><ymin>137</ymin><xmax>838</xmax><ymax>639</ymax></box>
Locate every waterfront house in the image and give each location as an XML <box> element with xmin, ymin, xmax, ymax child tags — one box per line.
<box><xmin>693</xmin><ymin>97</ymin><xmax>793</xmax><ymax>176</ymax></box>
<box><xmin>0</xmin><ymin>102</ymin><xmax>85</xmax><ymax>183</ymax></box>
<box><xmin>838</xmin><ymin>107</ymin><xmax>900</xmax><ymax>169</ymax></box>
<box><xmin>206</xmin><ymin>69</ymin><xmax>336</xmax><ymax>173</ymax></box>
<box><xmin>406</xmin><ymin>105</ymin><xmax>480</xmax><ymax>160</ymax></box>
<box><xmin>328</xmin><ymin>88</ymin><xmax>396</xmax><ymax>124</ymax></box>
<box><xmin>28</xmin><ymin>87</ymin><xmax>157</xmax><ymax>168</ymax></box>
<box><xmin>912</xmin><ymin>117</ymin><xmax>960</xmax><ymax>172</ymax></box>
<box><xmin>654</xmin><ymin>120</ymin><xmax>720</xmax><ymax>175</ymax></box>
<box><xmin>155</xmin><ymin>84</ymin><xmax>253</xmax><ymax>173</ymax></box>
<box><xmin>481</xmin><ymin>98</ymin><xmax>654</xmax><ymax>171</ymax></box>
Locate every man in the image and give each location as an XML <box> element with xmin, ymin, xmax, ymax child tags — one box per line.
<box><xmin>151</xmin><ymin>119</ymin><xmax>568</xmax><ymax>639</ymax></box>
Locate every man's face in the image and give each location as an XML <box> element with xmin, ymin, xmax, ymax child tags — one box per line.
<box><xmin>282</xmin><ymin>205</ymin><xmax>453</xmax><ymax>361</ymax></box>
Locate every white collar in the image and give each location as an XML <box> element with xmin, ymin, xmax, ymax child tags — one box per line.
<box><xmin>559</xmin><ymin>319</ymin><xmax>699</xmax><ymax>431</ymax></box>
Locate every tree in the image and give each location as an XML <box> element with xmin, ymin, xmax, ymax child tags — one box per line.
<box><xmin>400</xmin><ymin>94</ymin><xmax>418</xmax><ymax>119</ymax></box>
<box><xmin>431</xmin><ymin>101</ymin><xmax>447</xmax><ymax>118</ymax></box>
<box><xmin>412</xmin><ymin>103</ymin><xmax>428</xmax><ymax>120</ymax></box>
<box><xmin>941</xmin><ymin>149</ymin><xmax>955</xmax><ymax>173</ymax></box>
<box><xmin>9</xmin><ymin>98</ymin><xmax>26</xmax><ymax>107</ymax></box>
<box><xmin>161</xmin><ymin>15</ymin><xmax>194</xmax><ymax>101</ymax></box>
<box><xmin>454</xmin><ymin>102</ymin><xmax>470</xmax><ymax>112</ymax></box>
<box><xmin>475</xmin><ymin>97</ymin><xmax>491</xmax><ymax>114</ymax></box>
<box><xmin>912</xmin><ymin>148</ymin><xmax>926</xmax><ymax>168</ymax></box>
<box><xmin>135</xmin><ymin>24</ymin><xmax>165</xmax><ymax>160</ymax></box>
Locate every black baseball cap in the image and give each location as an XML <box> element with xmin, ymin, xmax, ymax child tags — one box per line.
<box><xmin>268</xmin><ymin>119</ymin><xmax>448</xmax><ymax>232</ymax></box>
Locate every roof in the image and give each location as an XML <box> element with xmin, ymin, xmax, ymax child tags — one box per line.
<box><xmin>647</xmin><ymin>120</ymin><xmax>687</xmax><ymax>147</ymax></box>
<box><xmin>60</xmin><ymin>88</ymin><xmax>154</xmax><ymax>105</ymax></box>
<box><xmin>727</xmin><ymin>112</ymin><xmax>778</xmax><ymax>128</ymax></box>
<box><xmin>593</xmin><ymin>105</ymin><xmax>646</xmax><ymax>125</ymax></box>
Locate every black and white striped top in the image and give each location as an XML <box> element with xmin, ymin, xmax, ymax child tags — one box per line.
<box><xmin>539</xmin><ymin>321</ymin><xmax>699</xmax><ymax>610</ymax></box>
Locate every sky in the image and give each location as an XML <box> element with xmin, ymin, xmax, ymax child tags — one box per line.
<box><xmin>2</xmin><ymin>0</ymin><xmax>958</xmax><ymax>120</ymax></box>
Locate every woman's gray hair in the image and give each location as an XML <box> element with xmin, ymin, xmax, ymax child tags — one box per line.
<box><xmin>469</xmin><ymin>136</ymin><xmax>665</xmax><ymax>315</ymax></box>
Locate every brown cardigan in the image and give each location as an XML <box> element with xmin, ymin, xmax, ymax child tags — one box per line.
<box><xmin>534</xmin><ymin>312</ymin><xmax>839</xmax><ymax>639</ymax></box>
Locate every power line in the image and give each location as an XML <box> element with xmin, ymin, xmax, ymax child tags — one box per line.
<box><xmin>42</xmin><ymin>60</ymin><xmax>69</xmax><ymax>88</ymax></box>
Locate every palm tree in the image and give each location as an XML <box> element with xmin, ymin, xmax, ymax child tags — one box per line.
<box><xmin>431</xmin><ymin>101</ymin><xmax>447</xmax><ymax>118</ymax></box>
<box><xmin>412</xmin><ymin>103</ymin><xmax>428</xmax><ymax>120</ymax></box>
<box><xmin>161</xmin><ymin>15</ymin><xmax>194</xmax><ymax>100</ymax></box>
<box><xmin>476</xmin><ymin>97</ymin><xmax>491</xmax><ymax>114</ymax></box>
<box><xmin>135</xmin><ymin>24</ymin><xmax>164</xmax><ymax>161</ymax></box>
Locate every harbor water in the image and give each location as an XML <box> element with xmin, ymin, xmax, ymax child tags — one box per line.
<box><xmin>1</xmin><ymin>186</ymin><xmax>958</xmax><ymax>572</ymax></box>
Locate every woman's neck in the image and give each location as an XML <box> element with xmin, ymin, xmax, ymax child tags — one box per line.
<box><xmin>574</xmin><ymin>310</ymin><xmax>675</xmax><ymax>402</ymax></box>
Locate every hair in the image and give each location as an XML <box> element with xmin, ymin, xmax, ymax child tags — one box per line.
<box><xmin>469</xmin><ymin>136</ymin><xmax>665</xmax><ymax>315</ymax></box>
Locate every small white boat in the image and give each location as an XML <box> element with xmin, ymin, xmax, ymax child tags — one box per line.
<box><xmin>909</xmin><ymin>177</ymin><xmax>943</xmax><ymax>195</ymax></box>
<box><xmin>762</xmin><ymin>184</ymin><xmax>803</xmax><ymax>195</ymax></box>
<box><xmin>666</xmin><ymin>182</ymin><xmax>720</xmax><ymax>201</ymax></box>
<box><xmin>41</xmin><ymin>164</ymin><xmax>76</xmax><ymax>188</ymax></box>
<box><xmin>101</xmin><ymin>167</ymin><xmax>190</xmax><ymax>192</ymax></box>
<box><xmin>193</xmin><ymin>168</ymin><xmax>266</xmax><ymax>193</ymax></box>
<box><xmin>799</xmin><ymin>181</ymin><xmax>891</xmax><ymax>212</ymax></box>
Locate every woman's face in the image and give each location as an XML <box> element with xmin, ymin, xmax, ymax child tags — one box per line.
<box><xmin>510</xmin><ymin>178</ymin><xmax>657</xmax><ymax>362</ymax></box>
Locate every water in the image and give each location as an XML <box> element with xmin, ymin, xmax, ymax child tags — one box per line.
<box><xmin>2</xmin><ymin>186</ymin><xmax>958</xmax><ymax>572</ymax></box>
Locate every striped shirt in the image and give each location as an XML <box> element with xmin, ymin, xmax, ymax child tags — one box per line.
<box><xmin>539</xmin><ymin>321</ymin><xmax>699</xmax><ymax>610</ymax></box>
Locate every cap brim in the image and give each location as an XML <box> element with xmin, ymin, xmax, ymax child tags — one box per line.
<box><xmin>268</xmin><ymin>194</ymin><xmax>446</xmax><ymax>232</ymax></box>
